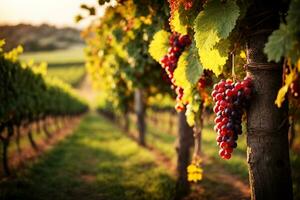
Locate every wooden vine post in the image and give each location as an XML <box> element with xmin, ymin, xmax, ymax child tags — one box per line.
<box><xmin>123</xmin><ymin>109</ymin><xmax>129</xmax><ymax>133</ymax></box>
<box><xmin>245</xmin><ymin>1</ymin><xmax>293</xmax><ymax>199</ymax></box>
<box><xmin>193</xmin><ymin>102</ymin><xmax>204</xmax><ymax>162</ymax></box>
<box><xmin>134</xmin><ymin>88</ymin><xmax>146</xmax><ymax>146</ymax></box>
<box><xmin>175</xmin><ymin>111</ymin><xmax>193</xmax><ymax>199</ymax></box>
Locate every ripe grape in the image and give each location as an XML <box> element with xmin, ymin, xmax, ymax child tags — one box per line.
<box><xmin>159</xmin><ymin>32</ymin><xmax>191</xmax><ymax>111</ymax></box>
<box><xmin>211</xmin><ymin>77</ymin><xmax>253</xmax><ymax>159</ymax></box>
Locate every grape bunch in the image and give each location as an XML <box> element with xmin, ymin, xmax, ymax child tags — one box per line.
<box><xmin>160</xmin><ymin>32</ymin><xmax>191</xmax><ymax>111</ymax></box>
<box><xmin>211</xmin><ymin>77</ymin><xmax>253</xmax><ymax>159</ymax></box>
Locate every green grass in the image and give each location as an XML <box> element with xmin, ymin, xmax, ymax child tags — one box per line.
<box><xmin>47</xmin><ymin>66</ymin><xmax>85</xmax><ymax>86</ymax></box>
<box><xmin>20</xmin><ymin>46</ymin><xmax>85</xmax><ymax>65</ymax></box>
<box><xmin>0</xmin><ymin>113</ymin><xmax>175</xmax><ymax>200</ymax></box>
<box><xmin>145</xmin><ymin>112</ymin><xmax>249</xmax><ymax>180</ymax></box>
<box><xmin>20</xmin><ymin>46</ymin><xmax>86</xmax><ymax>87</ymax></box>
<box><xmin>128</xmin><ymin>113</ymin><xmax>177</xmax><ymax>160</ymax></box>
<box><xmin>145</xmin><ymin>112</ymin><xmax>300</xmax><ymax>198</ymax></box>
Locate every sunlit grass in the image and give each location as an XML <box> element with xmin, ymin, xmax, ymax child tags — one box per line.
<box><xmin>20</xmin><ymin>46</ymin><xmax>85</xmax><ymax>65</ymax></box>
<box><xmin>0</xmin><ymin>113</ymin><xmax>175</xmax><ymax>200</ymax></box>
<box><xmin>145</xmin><ymin>111</ymin><xmax>300</xmax><ymax>199</ymax></box>
<box><xmin>144</xmin><ymin>112</ymin><xmax>249</xmax><ymax>180</ymax></box>
<box><xmin>47</xmin><ymin>65</ymin><xmax>85</xmax><ymax>86</ymax></box>
<box><xmin>20</xmin><ymin>46</ymin><xmax>86</xmax><ymax>87</ymax></box>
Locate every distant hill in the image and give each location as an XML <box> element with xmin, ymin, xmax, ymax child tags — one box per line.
<box><xmin>0</xmin><ymin>24</ymin><xmax>84</xmax><ymax>52</ymax></box>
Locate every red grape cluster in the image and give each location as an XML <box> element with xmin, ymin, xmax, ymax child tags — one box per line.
<box><xmin>211</xmin><ymin>77</ymin><xmax>253</xmax><ymax>159</ymax></box>
<box><xmin>160</xmin><ymin>33</ymin><xmax>191</xmax><ymax>111</ymax></box>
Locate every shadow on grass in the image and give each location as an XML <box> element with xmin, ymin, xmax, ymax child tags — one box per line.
<box><xmin>0</xmin><ymin>113</ymin><xmax>175</xmax><ymax>200</ymax></box>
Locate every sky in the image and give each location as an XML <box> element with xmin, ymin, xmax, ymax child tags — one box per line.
<box><xmin>0</xmin><ymin>0</ymin><xmax>106</xmax><ymax>29</ymax></box>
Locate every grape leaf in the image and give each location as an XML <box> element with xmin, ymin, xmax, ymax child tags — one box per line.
<box><xmin>170</xmin><ymin>10</ymin><xmax>187</xmax><ymax>34</ymax></box>
<box><xmin>265</xmin><ymin>0</ymin><xmax>300</xmax><ymax>63</ymax></box>
<box><xmin>148</xmin><ymin>30</ymin><xmax>170</xmax><ymax>62</ymax></box>
<box><xmin>186</xmin><ymin>108</ymin><xmax>195</xmax><ymax>126</ymax></box>
<box><xmin>286</xmin><ymin>0</ymin><xmax>300</xmax><ymax>32</ymax></box>
<box><xmin>264</xmin><ymin>24</ymin><xmax>295</xmax><ymax>62</ymax></box>
<box><xmin>194</xmin><ymin>0</ymin><xmax>239</xmax><ymax>76</ymax></box>
<box><xmin>174</xmin><ymin>43</ymin><xmax>203</xmax><ymax>90</ymax></box>
<box><xmin>275</xmin><ymin>68</ymin><xmax>297</xmax><ymax>107</ymax></box>
<box><xmin>275</xmin><ymin>85</ymin><xmax>289</xmax><ymax>108</ymax></box>
<box><xmin>0</xmin><ymin>40</ymin><xmax>5</xmax><ymax>53</ymax></box>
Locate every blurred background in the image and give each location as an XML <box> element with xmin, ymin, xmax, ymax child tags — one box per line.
<box><xmin>0</xmin><ymin>1</ymin><xmax>300</xmax><ymax>200</ymax></box>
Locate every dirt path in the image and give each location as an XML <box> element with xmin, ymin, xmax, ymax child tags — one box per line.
<box><xmin>184</xmin><ymin>154</ymin><xmax>250</xmax><ymax>200</ymax></box>
<box><xmin>122</xmin><ymin>127</ymin><xmax>250</xmax><ymax>200</ymax></box>
<box><xmin>76</xmin><ymin>75</ymin><xmax>97</xmax><ymax>108</ymax></box>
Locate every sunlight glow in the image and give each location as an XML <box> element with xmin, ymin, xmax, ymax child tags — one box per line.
<box><xmin>0</xmin><ymin>0</ymin><xmax>105</xmax><ymax>29</ymax></box>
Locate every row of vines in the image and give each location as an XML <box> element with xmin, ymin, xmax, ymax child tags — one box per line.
<box><xmin>0</xmin><ymin>41</ymin><xmax>89</xmax><ymax>176</ymax></box>
<box><xmin>77</xmin><ymin>0</ymin><xmax>300</xmax><ymax>199</ymax></box>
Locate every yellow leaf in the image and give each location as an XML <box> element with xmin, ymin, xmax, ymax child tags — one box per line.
<box><xmin>275</xmin><ymin>68</ymin><xmax>297</xmax><ymax>107</ymax></box>
<box><xmin>187</xmin><ymin>164</ymin><xmax>197</xmax><ymax>173</ymax></box>
<box><xmin>148</xmin><ymin>30</ymin><xmax>170</xmax><ymax>62</ymax></box>
<box><xmin>187</xmin><ymin>164</ymin><xmax>203</xmax><ymax>182</ymax></box>
<box><xmin>186</xmin><ymin>109</ymin><xmax>195</xmax><ymax>126</ymax></box>
<box><xmin>0</xmin><ymin>39</ymin><xmax>5</xmax><ymax>52</ymax></box>
<box><xmin>240</xmin><ymin>50</ymin><xmax>246</xmax><ymax>59</ymax></box>
<box><xmin>275</xmin><ymin>85</ymin><xmax>289</xmax><ymax>107</ymax></box>
<box><xmin>170</xmin><ymin>10</ymin><xmax>187</xmax><ymax>35</ymax></box>
<box><xmin>200</xmin><ymin>49</ymin><xmax>227</xmax><ymax>76</ymax></box>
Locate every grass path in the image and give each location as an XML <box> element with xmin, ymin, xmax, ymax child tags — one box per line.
<box><xmin>0</xmin><ymin>113</ymin><xmax>175</xmax><ymax>200</ymax></box>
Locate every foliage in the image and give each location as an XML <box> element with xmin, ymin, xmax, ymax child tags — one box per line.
<box><xmin>193</xmin><ymin>0</ymin><xmax>240</xmax><ymax>76</ymax></box>
<box><xmin>81</xmin><ymin>0</ymin><xmax>171</xmax><ymax>113</ymax></box>
<box><xmin>174</xmin><ymin>43</ymin><xmax>203</xmax><ymax>91</ymax></box>
<box><xmin>264</xmin><ymin>0</ymin><xmax>300</xmax><ymax>64</ymax></box>
<box><xmin>263</xmin><ymin>0</ymin><xmax>300</xmax><ymax>107</ymax></box>
<box><xmin>148</xmin><ymin>30</ymin><xmax>170</xmax><ymax>62</ymax></box>
<box><xmin>0</xmin><ymin>45</ymin><xmax>88</xmax><ymax>127</ymax></box>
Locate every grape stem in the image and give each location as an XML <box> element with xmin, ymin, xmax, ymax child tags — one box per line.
<box><xmin>231</xmin><ymin>53</ymin><xmax>237</xmax><ymax>81</ymax></box>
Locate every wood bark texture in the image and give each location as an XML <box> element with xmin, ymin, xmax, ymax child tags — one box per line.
<box><xmin>246</xmin><ymin>34</ymin><xmax>293</xmax><ymax>200</ymax></box>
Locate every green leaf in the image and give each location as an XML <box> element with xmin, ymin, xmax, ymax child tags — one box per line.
<box><xmin>174</xmin><ymin>43</ymin><xmax>203</xmax><ymax>90</ymax></box>
<box><xmin>148</xmin><ymin>30</ymin><xmax>170</xmax><ymax>62</ymax></box>
<box><xmin>194</xmin><ymin>0</ymin><xmax>239</xmax><ymax>76</ymax></box>
<box><xmin>265</xmin><ymin>0</ymin><xmax>300</xmax><ymax>64</ymax></box>
<box><xmin>286</xmin><ymin>0</ymin><xmax>300</xmax><ymax>32</ymax></box>
<box><xmin>170</xmin><ymin>10</ymin><xmax>187</xmax><ymax>34</ymax></box>
<box><xmin>264</xmin><ymin>24</ymin><xmax>295</xmax><ymax>62</ymax></box>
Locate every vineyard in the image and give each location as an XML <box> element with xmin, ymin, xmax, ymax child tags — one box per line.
<box><xmin>1</xmin><ymin>0</ymin><xmax>300</xmax><ymax>200</ymax></box>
